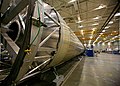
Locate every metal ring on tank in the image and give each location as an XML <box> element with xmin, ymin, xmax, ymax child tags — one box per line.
<box><xmin>7</xmin><ymin>20</ymin><xmax>21</xmax><ymax>42</ymax></box>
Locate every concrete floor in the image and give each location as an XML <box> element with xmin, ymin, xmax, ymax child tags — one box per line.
<box><xmin>79</xmin><ymin>53</ymin><xmax>120</xmax><ymax>86</ymax></box>
<box><xmin>14</xmin><ymin>53</ymin><xmax>120</xmax><ymax>86</ymax></box>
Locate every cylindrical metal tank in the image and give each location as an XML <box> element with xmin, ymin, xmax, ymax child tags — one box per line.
<box><xmin>7</xmin><ymin>2</ymin><xmax>85</xmax><ymax>68</ymax></box>
<box><xmin>0</xmin><ymin>0</ymin><xmax>85</xmax><ymax>84</ymax></box>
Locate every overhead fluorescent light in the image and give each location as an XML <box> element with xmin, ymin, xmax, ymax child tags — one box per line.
<box><xmin>102</xmin><ymin>42</ymin><xmax>105</xmax><ymax>45</ymax></box>
<box><xmin>102</xmin><ymin>30</ymin><xmax>106</xmax><ymax>32</ymax></box>
<box><xmin>105</xmin><ymin>26</ymin><xmax>110</xmax><ymax>29</ymax></box>
<box><xmin>76</xmin><ymin>20</ymin><xmax>83</xmax><ymax>23</ymax></box>
<box><xmin>105</xmin><ymin>40</ymin><xmax>109</xmax><ymax>43</ymax></box>
<box><xmin>93</xmin><ymin>42</ymin><xmax>96</xmax><ymax>44</ymax></box>
<box><xmin>108</xmin><ymin>21</ymin><xmax>113</xmax><ymax>24</ymax></box>
<box><xmin>77</xmin><ymin>16</ymin><xmax>81</xmax><ymax>21</ymax></box>
<box><xmin>94</xmin><ymin>4</ymin><xmax>106</xmax><ymax>10</ymax></box>
<box><xmin>80</xmin><ymin>30</ymin><xmax>84</xmax><ymax>35</ymax></box>
<box><xmin>94</xmin><ymin>36</ymin><xmax>100</xmax><ymax>43</ymax></box>
<box><xmin>92</xmin><ymin>27</ymin><xmax>97</xmax><ymax>30</ymax></box>
<box><xmin>81</xmin><ymin>30</ymin><xmax>83</xmax><ymax>32</ymax></box>
<box><xmin>92</xmin><ymin>23</ymin><xmax>99</xmax><ymax>26</ymax></box>
<box><xmin>90</xmin><ymin>36</ymin><xmax>93</xmax><ymax>39</ymax></box>
<box><xmin>115</xmin><ymin>13</ymin><xmax>120</xmax><ymax>17</ymax></box>
<box><xmin>84</xmin><ymin>43</ymin><xmax>87</xmax><ymax>46</ymax></box>
<box><xmin>93</xmin><ymin>43</ymin><xmax>95</xmax><ymax>46</ymax></box>
<box><xmin>96</xmin><ymin>37</ymin><xmax>99</xmax><ymax>40</ymax></box>
<box><xmin>79</xmin><ymin>25</ymin><xmax>83</xmax><ymax>28</ymax></box>
<box><xmin>103</xmin><ymin>38</ymin><xmax>106</xmax><ymax>40</ymax></box>
<box><xmin>112</xmin><ymin>37</ymin><xmax>115</xmax><ymax>39</ymax></box>
<box><xmin>93</xmin><ymin>17</ymin><xmax>99</xmax><ymax>20</ymax></box>
<box><xmin>82</xmin><ymin>38</ymin><xmax>85</xmax><ymax>39</ymax></box>
<box><xmin>108</xmin><ymin>42</ymin><xmax>111</xmax><ymax>45</ymax></box>
<box><xmin>88</xmin><ymin>43</ymin><xmax>91</xmax><ymax>47</ymax></box>
<box><xmin>68</xmin><ymin>0</ymin><xmax>76</xmax><ymax>3</ymax></box>
<box><xmin>98</xmin><ymin>41</ymin><xmax>102</xmax><ymax>44</ymax></box>
<box><xmin>93</xmin><ymin>16</ymin><xmax>101</xmax><ymax>20</ymax></box>
<box><xmin>111</xmin><ymin>40</ymin><xmax>116</xmax><ymax>42</ymax></box>
<box><xmin>114</xmin><ymin>36</ymin><xmax>118</xmax><ymax>38</ymax></box>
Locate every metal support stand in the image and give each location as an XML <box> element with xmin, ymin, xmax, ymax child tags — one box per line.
<box><xmin>52</xmin><ymin>67</ymin><xmax>64</xmax><ymax>86</ymax></box>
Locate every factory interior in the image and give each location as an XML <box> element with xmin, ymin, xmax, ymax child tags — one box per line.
<box><xmin>0</xmin><ymin>0</ymin><xmax>120</xmax><ymax>86</ymax></box>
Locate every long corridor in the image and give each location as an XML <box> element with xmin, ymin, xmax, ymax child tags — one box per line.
<box><xmin>79</xmin><ymin>53</ymin><xmax>120</xmax><ymax>86</ymax></box>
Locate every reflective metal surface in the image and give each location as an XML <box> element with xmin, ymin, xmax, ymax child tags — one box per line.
<box><xmin>7</xmin><ymin>2</ymin><xmax>85</xmax><ymax>67</ymax></box>
<box><xmin>0</xmin><ymin>0</ymin><xmax>85</xmax><ymax>84</ymax></box>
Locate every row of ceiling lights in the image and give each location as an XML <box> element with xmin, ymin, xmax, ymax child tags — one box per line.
<box><xmin>91</xmin><ymin>34</ymin><xmax>120</xmax><ymax>47</ymax></box>
<box><xmin>78</xmin><ymin>17</ymin><xmax>115</xmax><ymax>28</ymax></box>
<box><xmin>93</xmin><ymin>19</ymin><xmax>117</xmax><ymax>44</ymax></box>
<box><xmin>68</xmin><ymin>0</ymin><xmax>120</xmax><ymax>46</ymax></box>
<box><xmin>81</xmin><ymin>13</ymin><xmax>119</xmax><ymax>45</ymax></box>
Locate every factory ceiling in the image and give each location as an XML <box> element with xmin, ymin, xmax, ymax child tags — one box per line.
<box><xmin>44</xmin><ymin>0</ymin><xmax>120</xmax><ymax>46</ymax></box>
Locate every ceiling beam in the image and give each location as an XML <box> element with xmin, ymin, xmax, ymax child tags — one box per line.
<box><xmin>1</xmin><ymin>0</ymin><xmax>30</xmax><ymax>24</ymax></box>
<box><xmin>93</xmin><ymin>1</ymin><xmax>120</xmax><ymax>43</ymax></box>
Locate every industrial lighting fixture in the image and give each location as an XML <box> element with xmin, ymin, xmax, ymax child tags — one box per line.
<box><xmin>105</xmin><ymin>26</ymin><xmax>110</xmax><ymax>29</ymax></box>
<box><xmin>79</xmin><ymin>25</ymin><xmax>83</xmax><ymax>28</ymax></box>
<box><xmin>108</xmin><ymin>21</ymin><xmax>113</xmax><ymax>24</ymax></box>
<box><xmin>99</xmin><ymin>34</ymin><xmax>101</xmax><ymax>37</ymax></box>
<box><xmin>80</xmin><ymin>30</ymin><xmax>84</xmax><ymax>35</ymax></box>
<box><xmin>84</xmin><ymin>43</ymin><xmax>87</xmax><ymax>46</ymax></box>
<box><xmin>94</xmin><ymin>4</ymin><xmax>106</xmax><ymax>10</ymax></box>
<box><xmin>102</xmin><ymin>30</ymin><xmax>106</xmax><ymax>32</ymax></box>
<box><xmin>93</xmin><ymin>42</ymin><xmax>96</xmax><ymax>44</ymax></box>
<box><xmin>111</xmin><ymin>40</ymin><xmax>114</xmax><ymax>42</ymax></box>
<box><xmin>94</xmin><ymin>35</ymin><xmax>101</xmax><ymax>44</ymax></box>
<box><xmin>103</xmin><ymin>38</ymin><xmax>106</xmax><ymax>40</ymax></box>
<box><xmin>76</xmin><ymin>20</ymin><xmax>83</xmax><ymax>23</ymax></box>
<box><xmin>114</xmin><ymin>36</ymin><xmax>118</xmax><ymax>38</ymax></box>
<box><xmin>82</xmin><ymin>38</ymin><xmax>85</xmax><ymax>40</ymax></box>
<box><xmin>90</xmin><ymin>36</ymin><xmax>93</xmax><ymax>39</ymax></box>
<box><xmin>92</xmin><ymin>27</ymin><xmax>97</xmax><ymax>30</ymax></box>
<box><xmin>81</xmin><ymin>30</ymin><xmax>84</xmax><ymax>32</ymax></box>
<box><xmin>68</xmin><ymin>0</ymin><xmax>76</xmax><ymax>3</ymax></box>
<box><xmin>92</xmin><ymin>23</ymin><xmax>99</xmax><ymax>26</ymax></box>
<box><xmin>98</xmin><ymin>41</ymin><xmax>102</xmax><ymax>44</ymax></box>
<box><xmin>93</xmin><ymin>43</ymin><xmax>95</xmax><ymax>46</ymax></box>
<box><xmin>115</xmin><ymin>12</ymin><xmax>120</xmax><ymax>17</ymax></box>
<box><xmin>111</xmin><ymin>40</ymin><xmax>115</xmax><ymax>42</ymax></box>
<box><xmin>95</xmin><ymin>37</ymin><xmax>99</xmax><ymax>41</ymax></box>
<box><xmin>102</xmin><ymin>42</ymin><xmax>105</xmax><ymax>45</ymax></box>
<box><xmin>104</xmin><ymin>40</ymin><xmax>109</xmax><ymax>43</ymax></box>
<box><xmin>82</xmin><ymin>38</ymin><xmax>85</xmax><ymax>39</ymax></box>
<box><xmin>88</xmin><ymin>43</ymin><xmax>91</xmax><ymax>47</ymax></box>
<box><xmin>108</xmin><ymin>42</ymin><xmax>111</xmax><ymax>45</ymax></box>
<box><xmin>112</xmin><ymin>37</ymin><xmax>115</xmax><ymax>39</ymax></box>
<box><xmin>93</xmin><ymin>16</ymin><xmax>101</xmax><ymax>20</ymax></box>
